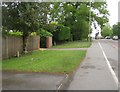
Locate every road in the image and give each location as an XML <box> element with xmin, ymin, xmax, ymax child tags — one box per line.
<box><xmin>65</xmin><ymin>39</ymin><xmax>118</xmax><ymax>90</ymax></box>
<box><xmin>2</xmin><ymin>39</ymin><xmax>118</xmax><ymax>90</ymax></box>
<box><xmin>2</xmin><ymin>72</ymin><xmax>65</xmax><ymax>90</ymax></box>
<box><xmin>98</xmin><ymin>39</ymin><xmax>118</xmax><ymax>79</ymax></box>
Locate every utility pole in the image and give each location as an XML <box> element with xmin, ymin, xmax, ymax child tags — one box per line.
<box><xmin>89</xmin><ymin>0</ymin><xmax>91</xmax><ymax>42</ymax></box>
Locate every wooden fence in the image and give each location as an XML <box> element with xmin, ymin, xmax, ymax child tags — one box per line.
<box><xmin>2</xmin><ymin>36</ymin><xmax>40</xmax><ymax>59</ymax></box>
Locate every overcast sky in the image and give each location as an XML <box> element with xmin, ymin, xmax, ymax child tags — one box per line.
<box><xmin>106</xmin><ymin>0</ymin><xmax>120</xmax><ymax>26</ymax></box>
<box><xmin>91</xmin><ymin>0</ymin><xmax>120</xmax><ymax>37</ymax></box>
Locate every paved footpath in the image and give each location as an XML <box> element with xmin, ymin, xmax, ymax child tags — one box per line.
<box><xmin>63</xmin><ymin>40</ymin><xmax>118</xmax><ymax>90</ymax></box>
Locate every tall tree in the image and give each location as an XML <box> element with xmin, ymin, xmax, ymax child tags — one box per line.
<box><xmin>101</xmin><ymin>23</ymin><xmax>113</xmax><ymax>37</ymax></box>
<box><xmin>91</xmin><ymin>2</ymin><xmax>109</xmax><ymax>29</ymax></box>
<box><xmin>2</xmin><ymin>2</ymin><xmax>50</xmax><ymax>52</ymax></box>
<box><xmin>112</xmin><ymin>22</ymin><xmax>120</xmax><ymax>37</ymax></box>
<box><xmin>49</xmin><ymin>2</ymin><xmax>109</xmax><ymax>40</ymax></box>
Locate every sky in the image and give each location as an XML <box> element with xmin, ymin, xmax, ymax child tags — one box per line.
<box><xmin>91</xmin><ymin>0</ymin><xmax>120</xmax><ymax>37</ymax></box>
<box><xmin>106</xmin><ymin>0</ymin><xmax>120</xmax><ymax>26</ymax></box>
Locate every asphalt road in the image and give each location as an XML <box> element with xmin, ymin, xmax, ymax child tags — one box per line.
<box><xmin>65</xmin><ymin>39</ymin><xmax>118</xmax><ymax>90</ymax></box>
<box><xmin>98</xmin><ymin>39</ymin><xmax>118</xmax><ymax>78</ymax></box>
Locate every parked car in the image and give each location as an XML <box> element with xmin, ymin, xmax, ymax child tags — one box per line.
<box><xmin>105</xmin><ymin>36</ymin><xmax>111</xmax><ymax>39</ymax></box>
<box><xmin>112</xmin><ymin>36</ymin><xmax>118</xmax><ymax>40</ymax></box>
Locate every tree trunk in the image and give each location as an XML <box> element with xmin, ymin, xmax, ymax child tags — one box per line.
<box><xmin>23</xmin><ymin>35</ymin><xmax>28</xmax><ymax>53</ymax></box>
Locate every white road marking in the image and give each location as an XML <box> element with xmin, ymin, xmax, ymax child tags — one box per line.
<box><xmin>57</xmin><ymin>83</ymin><xmax>63</xmax><ymax>91</ymax></box>
<box><xmin>98</xmin><ymin>41</ymin><xmax>118</xmax><ymax>87</ymax></box>
<box><xmin>56</xmin><ymin>74</ymin><xmax>69</xmax><ymax>91</ymax></box>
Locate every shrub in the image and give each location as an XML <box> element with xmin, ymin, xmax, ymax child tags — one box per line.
<box><xmin>30</xmin><ymin>32</ymin><xmax>37</xmax><ymax>36</ymax></box>
<box><xmin>58</xmin><ymin>25</ymin><xmax>71</xmax><ymax>41</ymax></box>
<box><xmin>37</xmin><ymin>29</ymin><xmax>53</xmax><ymax>37</ymax></box>
<box><xmin>8</xmin><ymin>31</ymin><xmax>23</xmax><ymax>36</ymax></box>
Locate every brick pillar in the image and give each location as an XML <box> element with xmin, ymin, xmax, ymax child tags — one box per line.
<box><xmin>46</xmin><ymin>36</ymin><xmax>52</xmax><ymax>48</ymax></box>
<box><xmin>38</xmin><ymin>36</ymin><xmax>40</xmax><ymax>49</ymax></box>
<box><xmin>46</xmin><ymin>36</ymin><xmax>50</xmax><ymax>48</ymax></box>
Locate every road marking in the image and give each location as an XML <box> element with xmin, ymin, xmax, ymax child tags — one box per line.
<box><xmin>56</xmin><ymin>83</ymin><xmax>63</xmax><ymax>91</ymax></box>
<box><xmin>56</xmin><ymin>74</ymin><xmax>68</xmax><ymax>91</ymax></box>
<box><xmin>98</xmin><ymin>41</ymin><xmax>118</xmax><ymax>87</ymax></box>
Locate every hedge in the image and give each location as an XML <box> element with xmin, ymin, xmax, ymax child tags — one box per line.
<box><xmin>58</xmin><ymin>25</ymin><xmax>71</xmax><ymax>41</ymax></box>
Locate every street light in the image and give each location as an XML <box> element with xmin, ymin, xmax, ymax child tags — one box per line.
<box><xmin>89</xmin><ymin>0</ymin><xmax>91</xmax><ymax>42</ymax></box>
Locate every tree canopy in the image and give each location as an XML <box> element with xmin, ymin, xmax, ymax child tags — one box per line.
<box><xmin>2</xmin><ymin>2</ymin><xmax>50</xmax><ymax>51</ymax></box>
<box><xmin>101</xmin><ymin>23</ymin><xmax>113</xmax><ymax>37</ymax></box>
<box><xmin>49</xmin><ymin>2</ymin><xmax>109</xmax><ymax>40</ymax></box>
<box><xmin>112</xmin><ymin>22</ymin><xmax>120</xmax><ymax>38</ymax></box>
<box><xmin>2</xmin><ymin>1</ymin><xmax>109</xmax><ymax>51</ymax></box>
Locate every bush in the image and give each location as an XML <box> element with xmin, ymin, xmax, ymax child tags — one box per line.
<box><xmin>58</xmin><ymin>25</ymin><xmax>71</xmax><ymax>41</ymax></box>
<box><xmin>8</xmin><ymin>31</ymin><xmax>23</xmax><ymax>36</ymax></box>
<box><xmin>30</xmin><ymin>32</ymin><xmax>37</xmax><ymax>36</ymax></box>
<box><xmin>37</xmin><ymin>29</ymin><xmax>53</xmax><ymax>37</ymax></box>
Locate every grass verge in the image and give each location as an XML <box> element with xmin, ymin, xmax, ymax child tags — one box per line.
<box><xmin>2</xmin><ymin>50</ymin><xmax>86</xmax><ymax>74</ymax></box>
<box><xmin>52</xmin><ymin>41</ymin><xmax>91</xmax><ymax>48</ymax></box>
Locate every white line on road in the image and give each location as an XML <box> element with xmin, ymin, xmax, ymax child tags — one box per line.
<box><xmin>56</xmin><ymin>74</ymin><xmax>69</xmax><ymax>91</ymax></box>
<box><xmin>98</xmin><ymin>41</ymin><xmax>118</xmax><ymax>87</ymax></box>
<box><xmin>56</xmin><ymin>83</ymin><xmax>63</xmax><ymax>91</ymax></box>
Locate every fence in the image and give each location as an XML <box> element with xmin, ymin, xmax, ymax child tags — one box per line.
<box><xmin>2</xmin><ymin>35</ymin><xmax>40</xmax><ymax>59</ymax></box>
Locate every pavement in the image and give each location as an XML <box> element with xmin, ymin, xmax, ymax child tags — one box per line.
<box><xmin>45</xmin><ymin>48</ymin><xmax>88</xmax><ymax>51</ymax></box>
<box><xmin>64</xmin><ymin>39</ymin><xmax>118</xmax><ymax>90</ymax></box>
<box><xmin>98</xmin><ymin>39</ymin><xmax>118</xmax><ymax>77</ymax></box>
<box><xmin>2</xmin><ymin>39</ymin><xmax>119</xmax><ymax>91</ymax></box>
<box><xmin>2</xmin><ymin>72</ymin><xmax>66</xmax><ymax>90</ymax></box>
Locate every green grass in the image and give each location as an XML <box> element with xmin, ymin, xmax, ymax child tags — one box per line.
<box><xmin>52</xmin><ymin>41</ymin><xmax>91</xmax><ymax>48</ymax></box>
<box><xmin>2</xmin><ymin>50</ymin><xmax>86</xmax><ymax>74</ymax></box>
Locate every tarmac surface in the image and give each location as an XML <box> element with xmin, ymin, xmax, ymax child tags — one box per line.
<box><xmin>65</xmin><ymin>39</ymin><xmax>118</xmax><ymax>90</ymax></box>
<box><xmin>2</xmin><ymin>72</ymin><xmax>65</xmax><ymax>90</ymax></box>
<box><xmin>2</xmin><ymin>39</ymin><xmax>119</xmax><ymax>91</ymax></box>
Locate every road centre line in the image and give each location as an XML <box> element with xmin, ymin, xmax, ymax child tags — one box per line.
<box><xmin>98</xmin><ymin>41</ymin><xmax>118</xmax><ymax>87</ymax></box>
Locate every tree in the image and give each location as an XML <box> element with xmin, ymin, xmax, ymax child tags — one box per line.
<box><xmin>112</xmin><ymin>22</ymin><xmax>120</xmax><ymax>38</ymax></box>
<box><xmin>2</xmin><ymin>2</ymin><xmax>109</xmax><ymax>50</ymax></box>
<box><xmin>49</xmin><ymin>2</ymin><xmax>89</xmax><ymax>40</ymax></box>
<box><xmin>91</xmin><ymin>2</ymin><xmax>109</xmax><ymax>29</ymax></box>
<box><xmin>2</xmin><ymin>2</ymin><xmax>50</xmax><ymax>52</ymax></box>
<box><xmin>49</xmin><ymin>2</ymin><xmax>109</xmax><ymax>41</ymax></box>
<box><xmin>101</xmin><ymin>23</ymin><xmax>113</xmax><ymax>37</ymax></box>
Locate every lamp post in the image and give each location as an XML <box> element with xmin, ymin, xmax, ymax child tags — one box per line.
<box><xmin>89</xmin><ymin>0</ymin><xmax>91</xmax><ymax>42</ymax></box>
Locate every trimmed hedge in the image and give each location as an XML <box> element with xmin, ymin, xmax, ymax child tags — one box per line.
<box><xmin>58</xmin><ymin>25</ymin><xmax>71</xmax><ymax>41</ymax></box>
